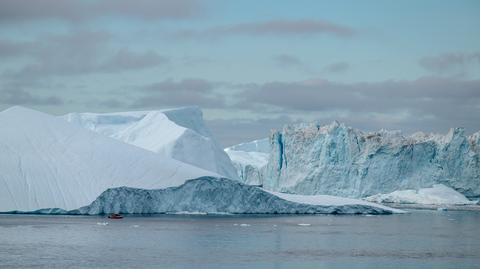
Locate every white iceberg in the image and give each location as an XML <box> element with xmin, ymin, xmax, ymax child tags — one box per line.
<box><xmin>0</xmin><ymin>106</ymin><xmax>216</xmax><ymax>212</ymax></box>
<box><xmin>63</xmin><ymin>107</ymin><xmax>238</xmax><ymax>179</ymax></box>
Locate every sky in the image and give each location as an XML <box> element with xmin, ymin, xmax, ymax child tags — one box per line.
<box><xmin>0</xmin><ymin>0</ymin><xmax>479</xmax><ymax>146</ymax></box>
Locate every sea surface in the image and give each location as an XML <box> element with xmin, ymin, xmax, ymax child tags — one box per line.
<box><xmin>1</xmin><ymin>210</ymin><xmax>479</xmax><ymax>269</ymax></box>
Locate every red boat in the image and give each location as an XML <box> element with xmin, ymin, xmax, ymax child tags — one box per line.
<box><xmin>108</xmin><ymin>213</ymin><xmax>123</xmax><ymax>219</ymax></box>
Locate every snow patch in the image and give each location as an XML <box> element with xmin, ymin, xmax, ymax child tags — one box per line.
<box><xmin>365</xmin><ymin>184</ymin><xmax>478</xmax><ymax>205</ymax></box>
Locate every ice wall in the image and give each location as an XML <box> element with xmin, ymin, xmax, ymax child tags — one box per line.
<box><xmin>264</xmin><ymin>121</ymin><xmax>480</xmax><ymax>198</ymax></box>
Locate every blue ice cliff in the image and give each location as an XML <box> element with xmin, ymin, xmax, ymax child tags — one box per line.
<box><xmin>262</xmin><ymin>121</ymin><xmax>480</xmax><ymax>199</ymax></box>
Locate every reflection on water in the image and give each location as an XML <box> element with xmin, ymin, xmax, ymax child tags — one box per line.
<box><xmin>1</xmin><ymin>211</ymin><xmax>479</xmax><ymax>269</ymax></box>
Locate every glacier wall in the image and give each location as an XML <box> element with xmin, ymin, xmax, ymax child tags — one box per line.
<box><xmin>264</xmin><ymin>121</ymin><xmax>480</xmax><ymax>198</ymax></box>
<box><xmin>73</xmin><ymin>177</ymin><xmax>398</xmax><ymax>215</ymax></box>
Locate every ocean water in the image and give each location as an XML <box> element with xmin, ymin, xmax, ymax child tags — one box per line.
<box><xmin>1</xmin><ymin>211</ymin><xmax>479</xmax><ymax>269</ymax></box>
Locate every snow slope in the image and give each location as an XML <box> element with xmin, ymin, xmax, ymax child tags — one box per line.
<box><xmin>265</xmin><ymin>121</ymin><xmax>480</xmax><ymax>198</ymax></box>
<box><xmin>225</xmin><ymin>138</ymin><xmax>270</xmax><ymax>184</ymax></box>
<box><xmin>73</xmin><ymin>177</ymin><xmax>403</xmax><ymax>215</ymax></box>
<box><xmin>365</xmin><ymin>184</ymin><xmax>478</xmax><ymax>205</ymax></box>
<box><xmin>0</xmin><ymin>106</ymin><xmax>216</xmax><ymax>212</ymax></box>
<box><xmin>62</xmin><ymin>107</ymin><xmax>238</xmax><ymax>179</ymax></box>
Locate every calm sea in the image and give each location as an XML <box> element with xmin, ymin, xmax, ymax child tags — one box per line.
<box><xmin>1</xmin><ymin>210</ymin><xmax>479</xmax><ymax>269</ymax></box>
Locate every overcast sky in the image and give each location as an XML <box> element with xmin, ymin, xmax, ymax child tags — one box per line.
<box><xmin>0</xmin><ymin>0</ymin><xmax>479</xmax><ymax>146</ymax></box>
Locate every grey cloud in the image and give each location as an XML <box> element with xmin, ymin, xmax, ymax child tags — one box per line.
<box><xmin>98</xmin><ymin>99</ymin><xmax>126</xmax><ymax>109</ymax></box>
<box><xmin>233</xmin><ymin>77</ymin><xmax>480</xmax><ymax>134</ymax></box>
<box><xmin>238</xmin><ymin>77</ymin><xmax>480</xmax><ymax>111</ymax></box>
<box><xmin>206</xmin><ymin>116</ymin><xmax>296</xmax><ymax>147</ymax></box>
<box><xmin>324</xmin><ymin>62</ymin><xmax>349</xmax><ymax>73</ymax></box>
<box><xmin>0</xmin><ymin>0</ymin><xmax>202</xmax><ymax>23</ymax></box>
<box><xmin>273</xmin><ymin>54</ymin><xmax>304</xmax><ymax>67</ymax></box>
<box><xmin>0</xmin><ymin>87</ymin><xmax>63</xmax><ymax>106</ymax></box>
<box><xmin>272</xmin><ymin>54</ymin><xmax>317</xmax><ymax>74</ymax></box>
<box><xmin>2</xmin><ymin>31</ymin><xmax>169</xmax><ymax>78</ymax></box>
<box><xmin>172</xmin><ymin>19</ymin><xmax>355</xmax><ymax>40</ymax></box>
<box><xmin>130</xmin><ymin>79</ymin><xmax>226</xmax><ymax>109</ymax></box>
<box><xmin>99</xmin><ymin>50</ymin><xmax>169</xmax><ymax>73</ymax></box>
<box><xmin>419</xmin><ymin>52</ymin><xmax>480</xmax><ymax>73</ymax></box>
<box><xmin>0</xmin><ymin>39</ymin><xmax>33</xmax><ymax>59</ymax></box>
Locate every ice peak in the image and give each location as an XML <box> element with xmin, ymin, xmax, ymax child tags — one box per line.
<box><xmin>1</xmin><ymin>105</ymin><xmax>40</xmax><ymax>115</ymax></box>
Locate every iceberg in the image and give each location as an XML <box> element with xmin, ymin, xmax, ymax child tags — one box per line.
<box><xmin>263</xmin><ymin>121</ymin><xmax>480</xmax><ymax>199</ymax></box>
<box><xmin>0</xmin><ymin>106</ymin><xmax>216</xmax><ymax>212</ymax></box>
<box><xmin>365</xmin><ymin>184</ymin><xmax>478</xmax><ymax>205</ymax></box>
<box><xmin>63</xmin><ymin>107</ymin><xmax>238</xmax><ymax>179</ymax></box>
<box><xmin>73</xmin><ymin>177</ymin><xmax>403</xmax><ymax>215</ymax></box>
<box><xmin>225</xmin><ymin>138</ymin><xmax>270</xmax><ymax>185</ymax></box>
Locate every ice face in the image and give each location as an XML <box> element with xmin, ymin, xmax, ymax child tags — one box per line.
<box><xmin>263</xmin><ymin>122</ymin><xmax>480</xmax><ymax>199</ymax></box>
<box><xmin>62</xmin><ymin>107</ymin><xmax>238</xmax><ymax>179</ymax></box>
<box><xmin>73</xmin><ymin>177</ymin><xmax>402</xmax><ymax>215</ymax></box>
<box><xmin>225</xmin><ymin>138</ymin><xmax>270</xmax><ymax>184</ymax></box>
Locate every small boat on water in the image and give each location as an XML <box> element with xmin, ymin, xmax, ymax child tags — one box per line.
<box><xmin>108</xmin><ymin>213</ymin><xmax>123</xmax><ymax>219</ymax></box>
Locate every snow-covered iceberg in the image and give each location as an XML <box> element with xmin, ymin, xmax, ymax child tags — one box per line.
<box><xmin>264</xmin><ymin>121</ymin><xmax>480</xmax><ymax>199</ymax></box>
<box><xmin>63</xmin><ymin>107</ymin><xmax>238</xmax><ymax>179</ymax></box>
<box><xmin>225</xmin><ymin>138</ymin><xmax>270</xmax><ymax>185</ymax></box>
<box><xmin>365</xmin><ymin>184</ymin><xmax>478</xmax><ymax>205</ymax></box>
<box><xmin>73</xmin><ymin>177</ymin><xmax>403</xmax><ymax>215</ymax></box>
<box><xmin>0</xmin><ymin>106</ymin><xmax>216</xmax><ymax>212</ymax></box>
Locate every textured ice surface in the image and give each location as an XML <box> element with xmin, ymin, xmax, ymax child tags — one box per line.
<box><xmin>225</xmin><ymin>138</ymin><xmax>270</xmax><ymax>184</ymax></box>
<box><xmin>264</xmin><ymin>121</ymin><xmax>480</xmax><ymax>198</ymax></box>
<box><xmin>0</xmin><ymin>106</ymin><xmax>216</xmax><ymax>212</ymax></box>
<box><xmin>365</xmin><ymin>184</ymin><xmax>478</xmax><ymax>205</ymax></box>
<box><xmin>73</xmin><ymin>177</ymin><xmax>402</xmax><ymax>215</ymax></box>
<box><xmin>63</xmin><ymin>107</ymin><xmax>237</xmax><ymax>179</ymax></box>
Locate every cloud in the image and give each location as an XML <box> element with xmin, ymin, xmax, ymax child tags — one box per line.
<box><xmin>271</xmin><ymin>53</ymin><xmax>314</xmax><ymax>74</ymax></box>
<box><xmin>1</xmin><ymin>31</ymin><xmax>169</xmax><ymax>78</ymax></box>
<box><xmin>172</xmin><ymin>19</ymin><xmax>355</xmax><ymax>40</ymax></box>
<box><xmin>0</xmin><ymin>39</ymin><xmax>33</xmax><ymax>59</ymax></box>
<box><xmin>99</xmin><ymin>49</ymin><xmax>169</xmax><ymax>73</ymax></box>
<box><xmin>419</xmin><ymin>52</ymin><xmax>480</xmax><ymax>74</ymax></box>
<box><xmin>233</xmin><ymin>77</ymin><xmax>480</xmax><ymax>134</ymax></box>
<box><xmin>0</xmin><ymin>85</ymin><xmax>63</xmax><ymax>106</ymax></box>
<box><xmin>273</xmin><ymin>54</ymin><xmax>304</xmax><ymax>67</ymax></box>
<box><xmin>206</xmin><ymin>116</ymin><xmax>296</xmax><ymax>147</ymax></box>
<box><xmin>323</xmin><ymin>62</ymin><xmax>349</xmax><ymax>73</ymax></box>
<box><xmin>130</xmin><ymin>79</ymin><xmax>226</xmax><ymax>108</ymax></box>
<box><xmin>0</xmin><ymin>0</ymin><xmax>202</xmax><ymax>23</ymax></box>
